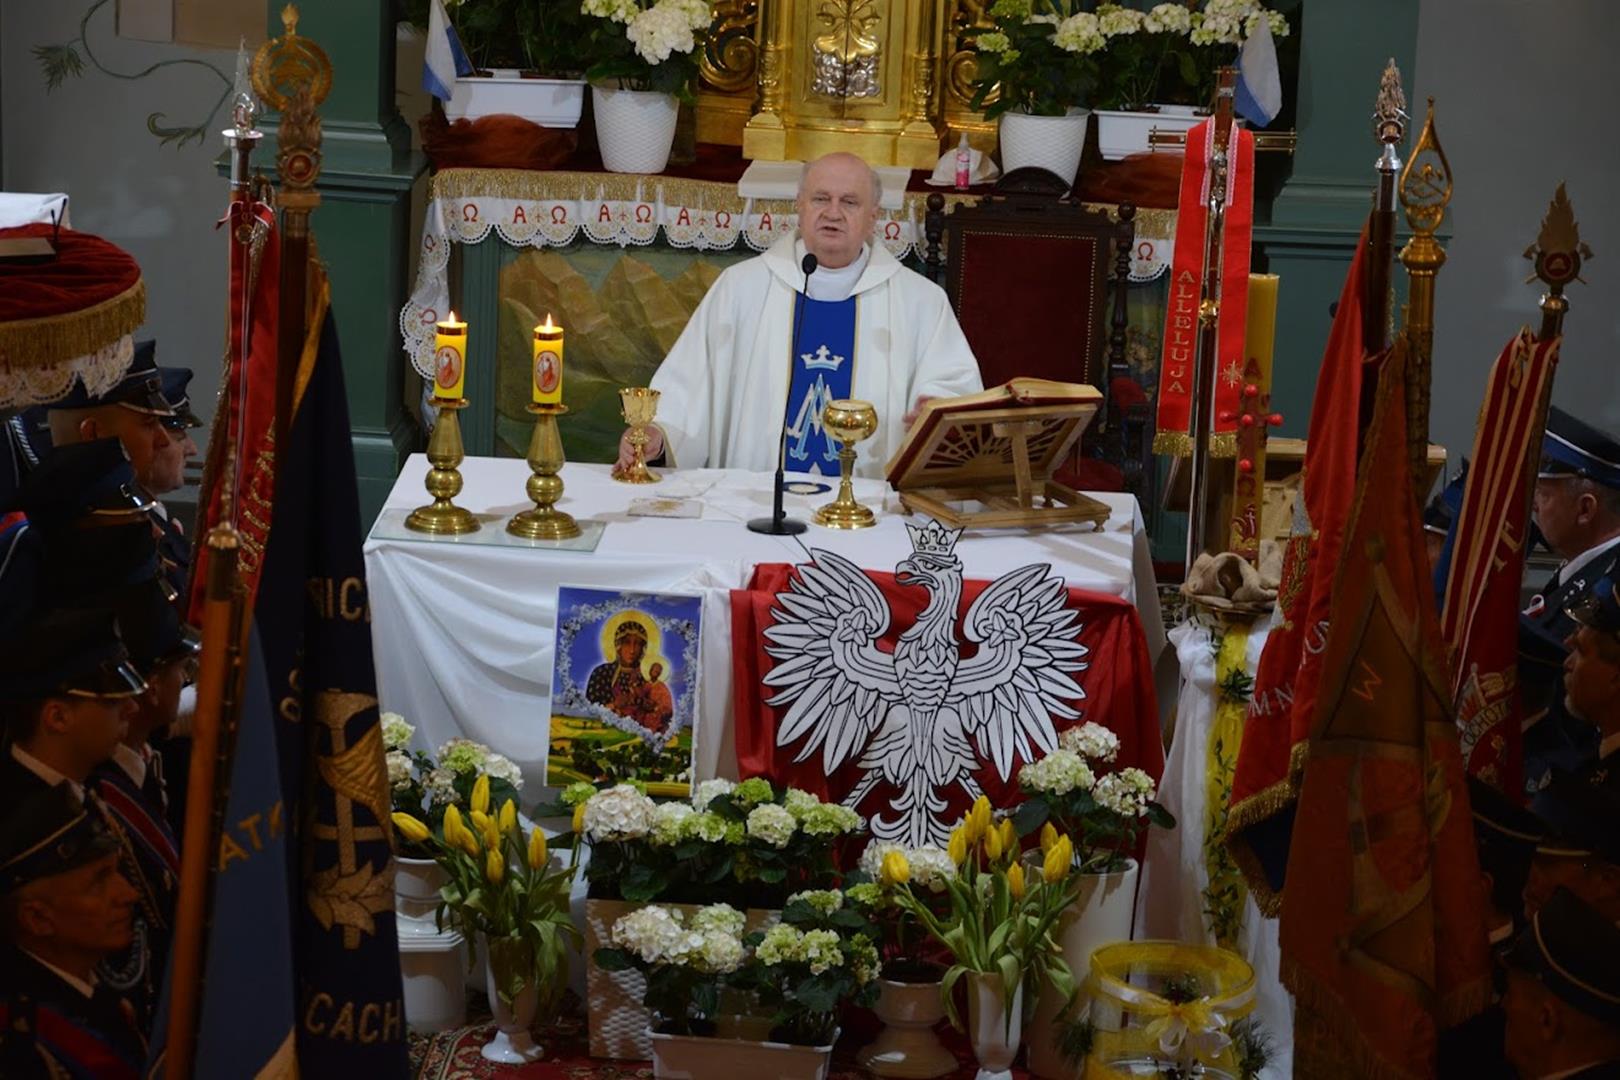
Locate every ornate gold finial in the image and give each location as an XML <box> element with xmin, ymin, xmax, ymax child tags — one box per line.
<box><xmin>252</xmin><ymin>4</ymin><xmax>331</xmax><ymax>114</ymax></box>
<box><xmin>1400</xmin><ymin>99</ymin><xmax>1452</xmax><ymax>236</ymax></box>
<box><xmin>1524</xmin><ymin>182</ymin><xmax>1593</xmax><ymax>290</ymax></box>
<box><xmin>1374</xmin><ymin>58</ymin><xmax>1407</xmax><ymax>145</ymax></box>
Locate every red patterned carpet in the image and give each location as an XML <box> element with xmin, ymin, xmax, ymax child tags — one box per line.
<box><xmin>409</xmin><ymin>993</ymin><xmax>1032</xmax><ymax>1079</ymax></box>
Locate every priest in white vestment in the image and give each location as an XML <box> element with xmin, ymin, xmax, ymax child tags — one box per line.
<box><xmin>622</xmin><ymin>153</ymin><xmax>983</xmax><ymax>478</ymax></box>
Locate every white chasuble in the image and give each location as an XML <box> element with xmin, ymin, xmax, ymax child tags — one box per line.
<box><xmin>650</xmin><ymin>231</ymin><xmax>984</xmax><ymax>478</ymax></box>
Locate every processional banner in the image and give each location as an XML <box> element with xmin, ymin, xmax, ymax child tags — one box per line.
<box><xmin>730</xmin><ymin>532</ymin><xmax>1161</xmax><ymax>849</ymax></box>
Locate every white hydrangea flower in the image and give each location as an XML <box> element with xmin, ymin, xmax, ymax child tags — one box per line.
<box><xmin>380</xmin><ymin>713</ymin><xmax>414</xmax><ymax>750</ymax></box>
<box><xmin>690</xmin><ymin>903</ymin><xmax>746</xmax><ymax>938</ymax></box>
<box><xmin>1023</xmin><ymin>14</ymin><xmax>1060</xmax><ymax>27</ymax></box>
<box><xmin>756</xmin><ymin>924</ymin><xmax>804</xmax><ymax>965</ymax></box>
<box><xmin>1019</xmin><ymin>749</ymin><xmax>1096</xmax><ymax>795</ymax></box>
<box><xmin>787</xmin><ymin>889</ymin><xmax>843</xmax><ymax>916</ymax></box>
<box><xmin>1060</xmin><ymin>722</ymin><xmax>1121</xmax><ymax>763</ymax></box>
<box><xmin>667</xmin><ymin>0</ymin><xmax>712</xmax><ymax>32</ymax></box>
<box><xmin>1144</xmin><ymin>2</ymin><xmax>1192</xmax><ymax>34</ymax></box>
<box><xmin>611</xmin><ymin>905</ymin><xmax>688</xmax><ymax>964</ymax></box>
<box><xmin>850</xmin><ymin>937</ymin><xmax>882</xmax><ymax>985</ymax></box>
<box><xmin>800</xmin><ymin>929</ymin><xmax>844</xmax><ymax>975</ymax></box>
<box><xmin>437</xmin><ymin>737</ymin><xmax>490</xmax><ymax>776</ymax></box>
<box><xmin>799</xmin><ymin>802</ymin><xmax>862</xmax><ymax>837</ymax></box>
<box><xmin>783</xmin><ymin>788</ymin><xmax>821</xmax><ymax>819</ymax></box>
<box><xmin>689</xmin><ymin>929</ymin><xmax>746</xmax><ymax>973</ymax></box>
<box><xmin>1098</xmin><ymin>4</ymin><xmax>1144</xmax><ymax>37</ymax></box>
<box><xmin>650</xmin><ymin>801</ymin><xmax>694</xmax><ymax>846</ymax></box>
<box><xmin>1054</xmin><ymin>11</ymin><xmax>1105</xmax><ymax>54</ymax></box>
<box><xmin>483</xmin><ymin>751</ymin><xmax>524</xmax><ymax>791</ymax></box>
<box><xmin>424</xmin><ymin>767</ymin><xmax>458</xmax><ymax>806</ymax></box>
<box><xmin>1093</xmin><ymin>772</ymin><xmax>1151</xmax><ymax>818</ymax></box>
<box><xmin>582</xmin><ymin>0</ymin><xmax>639</xmax><ymax>24</ymax></box>
<box><xmin>976</xmin><ymin>30</ymin><xmax>1013</xmax><ymax>53</ymax></box>
<box><xmin>746</xmin><ymin>803</ymin><xmax>797</xmax><ymax>848</ymax></box>
<box><xmin>626</xmin><ymin>2</ymin><xmax>698</xmax><ymax>66</ymax></box>
<box><xmin>691</xmin><ymin>778</ymin><xmax>735</xmax><ymax>811</ymax></box>
<box><xmin>386</xmin><ymin>749</ymin><xmax>413</xmax><ymax>792</ymax></box>
<box><xmin>908</xmin><ymin>847</ymin><xmax>958</xmax><ymax>893</ymax></box>
<box><xmin>1117</xmin><ymin>766</ymin><xmax>1157</xmax><ymax>800</ymax></box>
<box><xmin>858</xmin><ymin>839</ymin><xmax>906</xmax><ymax>881</ymax></box>
<box><xmin>583</xmin><ymin>783</ymin><xmax>658</xmax><ymax>841</ymax></box>
<box><xmin>680</xmin><ymin>810</ymin><xmax>729</xmax><ymax>844</ymax></box>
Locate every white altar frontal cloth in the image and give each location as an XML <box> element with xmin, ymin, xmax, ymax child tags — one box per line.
<box><xmin>365</xmin><ymin>456</ymin><xmax>1164</xmax><ymax>790</ymax></box>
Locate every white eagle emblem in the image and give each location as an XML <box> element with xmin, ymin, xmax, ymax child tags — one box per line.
<box><xmin>762</xmin><ymin>519</ymin><xmax>1091</xmax><ymax>847</ymax></box>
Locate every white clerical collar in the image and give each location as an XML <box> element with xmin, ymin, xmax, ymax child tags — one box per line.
<box><xmin>111</xmin><ymin>743</ymin><xmax>146</xmax><ymax>788</ymax></box>
<box><xmin>797</xmin><ymin>240</ymin><xmax>871</xmax><ymax>303</ymax></box>
<box><xmin>21</xmin><ymin>948</ymin><xmax>96</xmax><ymax>999</ymax></box>
<box><xmin>1558</xmin><ymin>533</ymin><xmax>1620</xmax><ymax>588</ymax></box>
<box><xmin>11</xmin><ymin>744</ymin><xmax>84</xmax><ymax>803</ymax></box>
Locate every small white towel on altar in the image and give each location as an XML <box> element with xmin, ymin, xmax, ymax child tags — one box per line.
<box><xmin>0</xmin><ymin>192</ymin><xmax>69</xmax><ymax>229</ymax></box>
<box><xmin>738</xmin><ymin>160</ymin><xmax>908</xmax><ymax>210</ymax></box>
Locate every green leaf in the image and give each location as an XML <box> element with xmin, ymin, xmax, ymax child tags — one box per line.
<box><xmin>794</xmin><ymin>976</ymin><xmax>841</xmax><ymax>1013</ymax></box>
<box><xmin>33</xmin><ymin>44</ymin><xmax>84</xmax><ymax>92</ymax></box>
<box><xmin>1012</xmin><ymin>799</ymin><xmax>1050</xmax><ymax>836</ymax></box>
<box><xmin>594</xmin><ymin>947</ymin><xmax>635</xmax><ymax>972</ymax></box>
<box><xmin>758</xmin><ymin>865</ymin><xmax>787</xmax><ymax>884</ymax></box>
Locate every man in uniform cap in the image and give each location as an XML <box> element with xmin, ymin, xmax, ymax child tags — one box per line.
<box><xmin>0</xmin><ymin>784</ymin><xmax>146</xmax><ymax>1079</ymax></box>
<box><xmin>1522</xmin><ymin>779</ymin><xmax>1620</xmax><ymax>925</ymax></box>
<box><xmin>40</xmin><ymin>339</ymin><xmax>175</xmax><ymax>495</ymax></box>
<box><xmin>1558</xmin><ymin>574</ymin><xmax>1620</xmax><ymax>796</ymax></box>
<box><xmin>1522</xmin><ymin>407</ymin><xmax>1620</xmax><ymax>800</ymax></box>
<box><xmin>1501</xmin><ymin>887</ymin><xmax>1620</xmax><ymax>1078</ymax></box>
<box><xmin>149</xmin><ymin>364</ymin><xmax>201</xmax><ymax>608</ymax></box>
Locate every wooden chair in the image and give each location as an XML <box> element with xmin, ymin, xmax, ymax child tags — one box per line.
<box><xmin>923</xmin><ymin>169</ymin><xmax>1148</xmax><ymax>501</ymax></box>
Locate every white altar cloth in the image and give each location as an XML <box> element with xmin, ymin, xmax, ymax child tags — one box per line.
<box><xmin>365</xmin><ymin>455</ymin><xmax>1164</xmax><ymax>790</ymax></box>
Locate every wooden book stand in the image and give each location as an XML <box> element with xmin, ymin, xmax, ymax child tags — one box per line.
<box><xmin>885</xmin><ymin>378</ymin><xmax>1109</xmax><ymax>531</ymax></box>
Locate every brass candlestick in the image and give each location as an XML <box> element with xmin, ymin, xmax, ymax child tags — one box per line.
<box><xmin>507</xmin><ymin>403</ymin><xmax>581</xmax><ymax>540</ymax></box>
<box><xmin>612</xmin><ymin>387</ymin><xmax>661</xmax><ymax>484</ymax></box>
<box><xmin>406</xmin><ymin>398</ymin><xmax>480</xmax><ymax>535</ymax></box>
<box><xmin>813</xmin><ymin>399</ymin><xmax>879</xmax><ymax>530</ymax></box>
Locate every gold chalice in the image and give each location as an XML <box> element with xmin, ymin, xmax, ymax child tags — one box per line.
<box><xmin>813</xmin><ymin>399</ymin><xmax>879</xmax><ymax>529</ymax></box>
<box><xmin>612</xmin><ymin>387</ymin><xmax>661</xmax><ymax>484</ymax></box>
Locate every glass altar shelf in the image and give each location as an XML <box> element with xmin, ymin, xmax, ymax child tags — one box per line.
<box><xmin>370</xmin><ymin>507</ymin><xmax>606</xmax><ymax>553</ymax></box>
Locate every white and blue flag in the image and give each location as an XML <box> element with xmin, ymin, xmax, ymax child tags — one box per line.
<box><xmin>1233</xmin><ymin>19</ymin><xmax>1282</xmax><ymax>127</ymax></box>
<box><xmin>422</xmin><ymin>0</ymin><xmax>473</xmax><ymax>103</ymax></box>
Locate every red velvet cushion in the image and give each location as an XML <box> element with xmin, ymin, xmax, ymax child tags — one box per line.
<box><xmin>952</xmin><ymin>232</ymin><xmax>1099</xmax><ymax>388</ymax></box>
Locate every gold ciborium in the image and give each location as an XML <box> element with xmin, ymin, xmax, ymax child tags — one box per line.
<box><xmin>813</xmin><ymin>399</ymin><xmax>879</xmax><ymax>530</ymax></box>
<box><xmin>406</xmin><ymin>398</ymin><xmax>480</xmax><ymax>534</ymax></box>
<box><xmin>612</xmin><ymin>387</ymin><xmax>661</xmax><ymax>484</ymax></box>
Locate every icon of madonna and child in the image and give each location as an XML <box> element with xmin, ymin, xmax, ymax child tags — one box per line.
<box><xmin>547</xmin><ymin>586</ymin><xmax>700</xmax><ymax>794</ymax></box>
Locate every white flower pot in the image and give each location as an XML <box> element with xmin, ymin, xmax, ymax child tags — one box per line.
<box><xmin>1094</xmin><ymin>105</ymin><xmax>1205</xmax><ymax>161</ymax></box>
<box><xmin>857</xmin><ymin>975</ymin><xmax>958</xmax><ymax>1078</ymax></box>
<box><xmin>393</xmin><ymin>856</ymin><xmax>446</xmax><ymax>933</ymax></box>
<box><xmin>998</xmin><ymin>108</ymin><xmax>1090</xmax><ymax>187</ymax></box>
<box><xmin>967</xmin><ymin>971</ymin><xmax>1024</xmax><ymax>1080</ymax></box>
<box><xmin>481</xmin><ymin>934</ymin><xmax>544</xmax><ymax>1063</ymax></box>
<box><xmin>398</xmin><ymin>929</ymin><xmax>468</xmax><ymax>1034</ymax></box>
<box><xmin>650</xmin><ymin>1026</ymin><xmax>836</xmax><ymax>1080</ymax></box>
<box><xmin>1026</xmin><ymin>858</ymin><xmax>1142</xmax><ymax>1079</ymax></box>
<box><xmin>444</xmin><ymin>70</ymin><xmax>587</xmax><ymax>127</ymax></box>
<box><xmin>592</xmin><ymin>86</ymin><xmax>680</xmax><ymax>174</ymax></box>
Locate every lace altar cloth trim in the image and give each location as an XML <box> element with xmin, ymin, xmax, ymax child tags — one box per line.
<box><xmin>0</xmin><ymin>334</ymin><xmax>134</xmax><ymax>410</ymax></box>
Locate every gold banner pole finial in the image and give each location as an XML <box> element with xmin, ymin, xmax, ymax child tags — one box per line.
<box><xmin>1398</xmin><ymin>97</ymin><xmax>1452</xmax><ymax>490</ymax></box>
<box><xmin>1524</xmin><ymin>182</ymin><xmax>1593</xmax><ymax>342</ymax></box>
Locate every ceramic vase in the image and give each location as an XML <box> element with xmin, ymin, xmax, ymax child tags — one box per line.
<box><xmin>592</xmin><ymin>86</ymin><xmax>680</xmax><ymax>174</ymax></box>
<box><xmin>393</xmin><ymin>856</ymin><xmax>445</xmax><ymax>929</ymax></box>
<box><xmin>444</xmin><ymin>71</ymin><xmax>587</xmax><ymax>127</ymax></box>
<box><xmin>650</xmin><ymin>1026</ymin><xmax>836</xmax><ymax>1080</ymax></box>
<box><xmin>1093</xmin><ymin>104</ymin><xmax>1205</xmax><ymax>160</ymax></box>
<box><xmin>481</xmin><ymin>935</ymin><xmax>543</xmax><ymax>1064</ymax></box>
<box><xmin>966</xmin><ymin>971</ymin><xmax>1024</xmax><ymax>1080</ymax></box>
<box><xmin>997</xmin><ymin>109</ymin><xmax>1090</xmax><ymax>187</ymax></box>
<box><xmin>1026</xmin><ymin>858</ymin><xmax>1141</xmax><ymax>1078</ymax></box>
<box><xmin>856</xmin><ymin>974</ymin><xmax>957</xmax><ymax>1078</ymax></box>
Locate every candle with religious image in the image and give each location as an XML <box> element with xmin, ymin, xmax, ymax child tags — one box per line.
<box><xmin>433</xmin><ymin>311</ymin><xmax>467</xmax><ymax>401</ymax></box>
<box><xmin>532</xmin><ymin>314</ymin><xmax>564</xmax><ymax>405</ymax></box>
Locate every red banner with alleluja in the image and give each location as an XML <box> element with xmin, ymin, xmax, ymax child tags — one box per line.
<box><xmin>730</xmin><ymin>563</ymin><xmax>1163</xmax><ymax>839</ymax></box>
<box><xmin>1441</xmin><ymin>329</ymin><xmax>1560</xmax><ymax>794</ymax></box>
<box><xmin>1279</xmin><ymin>338</ymin><xmax>1491</xmax><ymax>1078</ymax></box>
<box><xmin>1153</xmin><ymin>119</ymin><xmax>1256</xmax><ymax>457</ymax></box>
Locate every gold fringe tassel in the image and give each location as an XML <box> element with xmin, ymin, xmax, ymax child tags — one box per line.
<box><xmin>0</xmin><ymin>278</ymin><xmax>146</xmax><ymax>372</ymax></box>
<box><xmin>1152</xmin><ymin>429</ymin><xmax>1240</xmax><ymax>457</ymax></box>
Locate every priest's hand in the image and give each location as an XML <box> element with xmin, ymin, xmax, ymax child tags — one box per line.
<box><xmin>902</xmin><ymin>396</ymin><xmax>936</xmax><ymax>428</ymax></box>
<box><xmin>616</xmin><ymin>424</ymin><xmax>665</xmax><ymax>474</ymax></box>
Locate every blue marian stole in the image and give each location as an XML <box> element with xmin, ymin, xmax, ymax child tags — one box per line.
<box><xmin>784</xmin><ymin>295</ymin><xmax>857</xmax><ymax>475</ymax></box>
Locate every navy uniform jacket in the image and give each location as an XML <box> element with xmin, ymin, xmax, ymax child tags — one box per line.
<box><xmin>91</xmin><ymin>755</ymin><xmax>178</xmax><ymax>1029</ymax></box>
<box><xmin>153</xmin><ymin>509</ymin><xmax>191</xmax><ymax>613</ymax></box>
<box><xmin>0</xmin><ymin>948</ymin><xmax>146</xmax><ymax>1080</ymax></box>
<box><xmin>1521</xmin><ymin>545</ymin><xmax>1619</xmax><ymax>802</ymax></box>
<box><xmin>0</xmin><ymin>755</ymin><xmax>171</xmax><ymax>1035</ymax></box>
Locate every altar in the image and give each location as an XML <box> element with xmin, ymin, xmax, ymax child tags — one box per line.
<box><xmin>364</xmin><ymin>455</ymin><xmax>1165</xmax><ymax>792</ymax></box>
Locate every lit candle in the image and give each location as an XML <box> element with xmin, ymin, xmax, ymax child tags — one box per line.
<box><xmin>433</xmin><ymin>311</ymin><xmax>468</xmax><ymax>401</ymax></box>
<box><xmin>532</xmin><ymin>314</ymin><xmax>564</xmax><ymax>405</ymax></box>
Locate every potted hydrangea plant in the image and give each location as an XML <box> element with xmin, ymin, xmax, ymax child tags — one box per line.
<box><xmin>403</xmin><ymin>0</ymin><xmax>591</xmax><ymax>127</ymax></box>
<box><xmin>579</xmin><ymin>0</ymin><xmax>712</xmax><ymax>172</ymax></box>
<box><xmin>1012</xmin><ymin>722</ymin><xmax>1175</xmax><ymax>1077</ymax></box>
<box><xmin>968</xmin><ymin>0</ymin><xmax>1107</xmax><ymax>185</ymax></box>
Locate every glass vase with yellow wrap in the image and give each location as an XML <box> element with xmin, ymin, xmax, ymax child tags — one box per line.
<box><xmin>392</xmin><ymin>773</ymin><xmax>580</xmax><ymax>1064</ymax></box>
<box><xmin>889</xmin><ymin>797</ymin><xmax>1082</xmax><ymax>1080</ymax></box>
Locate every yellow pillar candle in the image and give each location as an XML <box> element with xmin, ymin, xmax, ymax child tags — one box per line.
<box><xmin>432</xmin><ymin>311</ymin><xmax>468</xmax><ymax>401</ymax></box>
<box><xmin>532</xmin><ymin>314</ymin><xmax>564</xmax><ymax>405</ymax></box>
<box><xmin>1244</xmin><ymin>274</ymin><xmax>1278</xmax><ymax>385</ymax></box>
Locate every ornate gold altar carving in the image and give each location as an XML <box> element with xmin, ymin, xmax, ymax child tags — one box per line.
<box><xmin>696</xmin><ymin>0</ymin><xmax>760</xmax><ymax>144</ymax></box>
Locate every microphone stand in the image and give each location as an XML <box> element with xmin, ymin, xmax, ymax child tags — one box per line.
<box><xmin>748</xmin><ymin>253</ymin><xmax>817</xmax><ymax>535</ymax></box>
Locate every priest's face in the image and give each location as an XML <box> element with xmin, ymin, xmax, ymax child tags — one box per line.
<box><xmin>797</xmin><ymin>153</ymin><xmax>881</xmax><ymax>270</ymax></box>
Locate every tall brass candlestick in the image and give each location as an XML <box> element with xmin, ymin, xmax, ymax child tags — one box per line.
<box><xmin>508</xmin><ymin>403</ymin><xmax>581</xmax><ymax>540</ymax></box>
<box><xmin>405</xmin><ymin>399</ymin><xmax>479</xmax><ymax>534</ymax></box>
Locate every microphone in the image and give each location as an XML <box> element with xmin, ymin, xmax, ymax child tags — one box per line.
<box><xmin>748</xmin><ymin>253</ymin><xmax>818</xmax><ymax>536</ymax></box>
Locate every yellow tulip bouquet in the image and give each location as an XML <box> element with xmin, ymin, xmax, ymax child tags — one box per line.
<box><xmin>889</xmin><ymin>796</ymin><xmax>1083</xmax><ymax>1034</ymax></box>
<box><xmin>392</xmin><ymin>774</ymin><xmax>580</xmax><ymax>1010</ymax></box>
